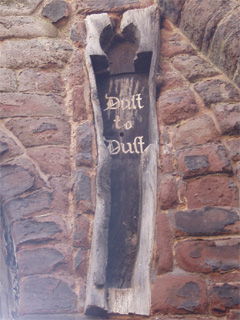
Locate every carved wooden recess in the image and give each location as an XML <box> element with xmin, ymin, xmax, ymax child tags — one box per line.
<box><xmin>85</xmin><ymin>6</ymin><xmax>160</xmax><ymax>316</ymax></box>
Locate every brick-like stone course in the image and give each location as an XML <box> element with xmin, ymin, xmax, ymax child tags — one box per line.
<box><xmin>0</xmin><ymin>39</ymin><xmax>72</xmax><ymax>69</ymax></box>
<box><xmin>49</xmin><ymin>176</ymin><xmax>70</xmax><ymax>213</ymax></box>
<box><xmin>6</xmin><ymin>118</ymin><xmax>70</xmax><ymax>147</ymax></box>
<box><xmin>17</xmin><ymin>248</ymin><xmax>64</xmax><ymax>276</ymax></box>
<box><xmin>12</xmin><ymin>218</ymin><xmax>62</xmax><ymax>247</ymax></box>
<box><xmin>0</xmin><ymin>0</ymin><xmax>43</xmax><ymax>16</ymax></box>
<box><xmin>0</xmin><ymin>93</ymin><xmax>65</xmax><ymax>119</ymax></box>
<box><xmin>172</xmin><ymin>55</ymin><xmax>219</xmax><ymax>81</ymax></box>
<box><xmin>3</xmin><ymin>190</ymin><xmax>53</xmax><ymax>223</ymax></box>
<box><xmin>212</xmin><ymin>103</ymin><xmax>240</xmax><ymax>135</ymax></box>
<box><xmin>160</xmin><ymin>30</ymin><xmax>196</xmax><ymax>58</ymax></box>
<box><xmin>19</xmin><ymin>70</ymin><xmax>65</xmax><ymax>93</ymax></box>
<box><xmin>158</xmin><ymin>88</ymin><xmax>199</xmax><ymax>125</ymax></box>
<box><xmin>159</xmin><ymin>0</ymin><xmax>240</xmax><ymax>87</ymax></box>
<box><xmin>0</xmin><ymin>69</ymin><xmax>17</xmax><ymax>92</ymax></box>
<box><xmin>72</xmin><ymin>86</ymin><xmax>88</xmax><ymax>122</ymax></box>
<box><xmin>173</xmin><ymin>115</ymin><xmax>220</xmax><ymax>150</ymax></box>
<box><xmin>0</xmin><ymin>128</ymin><xmax>23</xmax><ymax>161</ymax></box>
<box><xmin>226</xmin><ymin>139</ymin><xmax>240</xmax><ymax>162</ymax></box>
<box><xmin>73</xmin><ymin>215</ymin><xmax>91</xmax><ymax>249</ymax></box>
<box><xmin>42</xmin><ymin>0</ymin><xmax>69</xmax><ymax>23</ymax></box>
<box><xmin>0</xmin><ymin>164</ymin><xmax>34</xmax><ymax>200</ymax></box>
<box><xmin>210</xmin><ymin>284</ymin><xmax>240</xmax><ymax>316</ymax></box>
<box><xmin>156</xmin><ymin>213</ymin><xmax>173</xmax><ymax>274</ymax></box>
<box><xmin>70</xmin><ymin>22</ymin><xmax>87</xmax><ymax>48</ymax></box>
<box><xmin>75</xmin><ymin>248</ymin><xmax>88</xmax><ymax>277</ymax></box>
<box><xmin>159</xmin><ymin>175</ymin><xmax>178</xmax><ymax>210</ymax></box>
<box><xmin>176</xmin><ymin>143</ymin><xmax>232</xmax><ymax>178</ymax></box>
<box><xmin>185</xmin><ymin>175</ymin><xmax>239</xmax><ymax>209</ymax></box>
<box><xmin>27</xmin><ymin>146</ymin><xmax>71</xmax><ymax>176</ymax></box>
<box><xmin>175</xmin><ymin>239</ymin><xmax>240</xmax><ymax>273</ymax></box>
<box><xmin>19</xmin><ymin>276</ymin><xmax>78</xmax><ymax>314</ymax></box>
<box><xmin>0</xmin><ymin>16</ymin><xmax>57</xmax><ymax>39</ymax></box>
<box><xmin>76</xmin><ymin>0</ymin><xmax>153</xmax><ymax>13</ymax></box>
<box><xmin>208</xmin><ymin>10</ymin><xmax>240</xmax><ymax>81</ymax></box>
<box><xmin>194</xmin><ymin>79</ymin><xmax>240</xmax><ymax>107</ymax></box>
<box><xmin>76</xmin><ymin>121</ymin><xmax>93</xmax><ymax>167</ymax></box>
<box><xmin>73</xmin><ymin>169</ymin><xmax>91</xmax><ymax>204</ymax></box>
<box><xmin>175</xmin><ymin>207</ymin><xmax>240</xmax><ymax>236</ymax></box>
<box><xmin>7</xmin><ymin>156</ymin><xmax>46</xmax><ymax>190</ymax></box>
<box><xmin>152</xmin><ymin>274</ymin><xmax>208</xmax><ymax>314</ymax></box>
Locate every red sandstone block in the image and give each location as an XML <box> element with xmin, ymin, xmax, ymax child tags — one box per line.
<box><xmin>173</xmin><ymin>115</ymin><xmax>219</xmax><ymax>150</ymax></box>
<box><xmin>76</xmin><ymin>0</ymin><xmax>153</xmax><ymax>13</ymax></box>
<box><xmin>194</xmin><ymin>79</ymin><xmax>240</xmax><ymax>107</ymax></box>
<box><xmin>0</xmin><ymin>0</ymin><xmax>42</xmax><ymax>16</ymax></box>
<box><xmin>17</xmin><ymin>248</ymin><xmax>64</xmax><ymax>277</ymax></box>
<box><xmin>209</xmin><ymin>272</ymin><xmax>240</xmax><ymax>284</ymax></box>
<box><xmin>76</xmin><ymin>121</ymin><xmax>93</xmax><ymax>167</ymax></box>
<box><xmin>179</xmin><ymin>0</ymin><xmax>235</xmax><ymax>54</ymax></box>
<box><xmin>0</xmin><ymin>164</ymin><xmax>34</xmax><ymax>201</ymax></box>
<box><xmin>176</xmin><ymin>143</ymin><xmax>232</xmax><ymax>178</ymax></box>
<box><xmin>72</xmin><ymin>86</ymin><xmax>88</xmax><ymax>122</ymax></box>
<box><xmin>0</xmin><ymin>16</ymin><xmax>58</xmax><ymax>39</ymax></box>
<box><xmin>172</xmin><ymin>54</ymin><xmax>219</xmax><ymax>81</ymax></box>
<box><xmin>73</xmin><ymin>214</ymin><xmax>91</xmax><ymax>249</ymax></box>
<box><xmin>152</xmin><ymin>274</ymin><xmax>208</xmax><ymax>314</ymax></box>
<box><xmin>19</xmin><ymin>276</ymin><xmax>77</xmax><ymax>314</ymax></box>
<box><xmin>19</xmin><ymin>70</ymin><xmax>64</xmax><ymax>93</ymax></box>
<box><xmin>159</xmin><ymin>175</ymin><xmax>178</xmax><ymax>210</ymax></box>
<box><xmin>0</xmin><ymin>128</ymin><xmax>23</xmax><ymax>162</ymax></box>
<box><xmin>75</xmin><ymin>248</ymin><xmax>88</xmax><ymax>277</ymax></box>
<box><xmin>175</xmin><ymin>239</ymin><xmax>240</xmax><ymax>273</ymax></box>
<box><xmin>159</xmin><ymin>2</ymin><xmax>186</xmax><ymax>26</ymax></box>
<box><xmin>158</xmin><ymin>88</ymin><xmax>199</xmax><ymax>125</ymax></box>
<box><xmin>12</xmin><ymin>218</ymin><xmax>62</xmax><ymax>247</ymax></box>
<box><xmin>212</xmin><ymin>103</ymin><xmax>240</xmax><ymax>135</ymax></box>
<box><xmin>27</xmin><ymin>146</ymin><xmax>71</xmax><ymax>176</ymax></box>
<box><xmin>159</xmin><ymin>151</ymin><xmax>174</xmax><ymax>174</ymax></box>
<box><xmin>210</xmin><ymin>283</ymin><xmax>240</xmax><ymax>316</ymax></box>
<box><xmin>174</xmin><ymin>207</ymin><xmax>240</xmax><ymax>236</ymax></box>
<box><xmin>156</xmin><ymin>61</ymin><xmax>185</xmax><ymax>92</ymax></box>
<box><xmin>160</xmin><ymin>31</ymin><xmax>196</xmax><ymax>58</ymax></box>
<box><xmin>225</xmin><ymin>138</ymin><xmax>240</xmax><ymax>162</ymax></box>
<box><xmin>49</xmin><ymin>176</ymin><xmax>70</xmax><ymax>213</ymax></box>
<box><xmin>3</xmin><ymin>190</ymin><xmax>53</xmax><ymax>223</ymax></box>
<box><xmin>6</xmin><ymin>118</ymin><xmax>70</xmax><ymax>148</ymax></box>
<box><xmin>0</xmin><ymin>68</ymin><xmax>17</xmax><ymax>92</ymax></box>
<box><xmin>0</xmin><ymin>39</ymin><xmax>72</xmax><ymax>69</ymax></box>
<box><xmin>159</xmin><ymin>71</ymin><xmax>185</xmax><ymax>92</ymax></box>
<box><xmin>69</xmin><ymin>50</ymin><xmax>85</xmax><ymax>87</ymax></box>
<box><xmin>236</xmin><ymin>163</ymin><xmax>240</xmax><ymax>185</ymax></box>
<box><xmin>70</xmin><ymin>21</ymin><xmax>87</xmax><ymax>48</ymax></box>
<box><xmin>73</xmin><ymin>169</ymin><xmax>93</xmax><ymax>214</ymax></box>
<box><xmin>228</xmin><ymin>311</ymin><xmax>240</xmax><ymax>320</ymax></box>
<box><xmin>42</xmin><ymin>0</ymin><xmax>69</xmax><ymax>23</ymax></box>
<box><xmin>8</xmin><ymin>155</ymin><xmax>46</xmax><ymax>190</ymax></box>
<box><xmin>0</xmin><ymin>93</ymin><xmax>65</xmax><ymax>119</ymax></box>
<box><xmin>208</xmin><ymin>10</ymin><xmax>240</xmax><ymax>81</ymax></box>
<box><xmin>156</xmin><ymin>213</ymin><xmax>173</xmax><ymax>274</ymax></box>
<box><xmin>73</xmin><ymin>169</ymin><xmax>91</xmax><ymax>202</ymax></box>
<box><xmin>185</xmin><ymin>175</ymin><xmax>239</xmax><ymax>209</ymax></box>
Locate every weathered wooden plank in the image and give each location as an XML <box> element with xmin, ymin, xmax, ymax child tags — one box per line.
<box><xmin>85</xmin><ymin>5</ymin><xmax>160</xmax><ymax>316</ymax></box>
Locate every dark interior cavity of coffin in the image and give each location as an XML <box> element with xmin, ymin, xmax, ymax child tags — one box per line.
<box><xmin>92</xmin><ymin>29</ymin><xmax>151</xmax><ymax>288</ymax></box>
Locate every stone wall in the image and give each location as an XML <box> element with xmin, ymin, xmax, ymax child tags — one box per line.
<box><xmin>0</xmin><ymin>0</ymin><xmax>239</xmax><ymax>319</ymax></box>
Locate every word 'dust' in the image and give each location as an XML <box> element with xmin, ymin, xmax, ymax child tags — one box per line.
<box><xmin>107</xmin><ymin>136</ymin><xmax>145</xmax><ymax>155</ymax></box>
<box><xmin>104</xmin><ymin>94</ymin><xmax>144</xmax><ymax>111</ymax></box>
